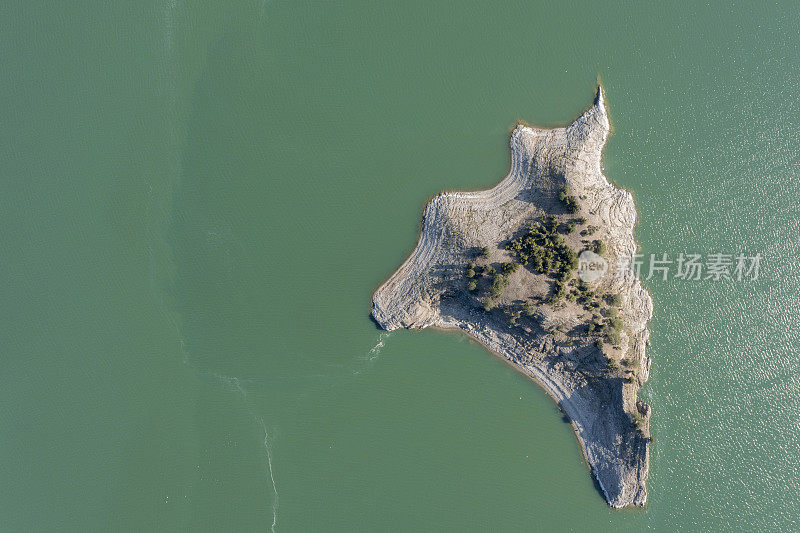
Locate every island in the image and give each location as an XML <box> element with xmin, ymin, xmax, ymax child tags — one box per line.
<box><xmin>371</xmin><ymin>87</ymin><xmax>653</xmax><ymax>508</ymax></box>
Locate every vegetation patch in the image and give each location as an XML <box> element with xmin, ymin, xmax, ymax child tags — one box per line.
<box><xmin>506</xmin><ymin>216</ymin><xmax>579</xmax><ymax>281</ymax></box>
<box><xmin>559</xmin><ymin>185</ymin><xmax>581</xmax><ymax>213</ymax></box>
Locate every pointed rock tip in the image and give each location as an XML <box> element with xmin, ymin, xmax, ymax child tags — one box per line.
<box><xmin>594</xmin><ymin>85</ymin><xmax>605</xmax><ymax>109</ymax></box>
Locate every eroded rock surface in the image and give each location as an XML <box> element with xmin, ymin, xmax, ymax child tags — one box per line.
<box><xmin>372</xmin><ymin>88</ymin><xmax>652</xmax><ymax>508</ymax></box>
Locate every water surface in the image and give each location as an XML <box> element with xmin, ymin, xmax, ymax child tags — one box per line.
<box><xmin>2</xmin><ymin>1</ymin><xmax>799</xmax><ymax>530</ymax></box>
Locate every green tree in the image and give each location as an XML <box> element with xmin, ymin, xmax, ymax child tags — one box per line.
<box><xmin>592</xmin><ymin>240</ymin><xmax>606</xmax><ymax>256</ymax></box>
<box><xmin>490</xmin><ymin>274</ymin><xmax>509</xmax><ymax>298</ymax></box>
<box><xmin>523</xmin><ymin>301</ymin><xmax>536</xmax><ymax>316</ymax></box>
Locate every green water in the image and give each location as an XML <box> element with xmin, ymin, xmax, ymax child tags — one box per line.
<box><xmin>3</xmin><ymin>1</ymin><xmax>799</xmax><ymax>530</ymax></box>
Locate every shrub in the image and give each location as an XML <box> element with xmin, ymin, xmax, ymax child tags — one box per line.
<box><xmin>505</xmin><ymin>215</ymin><xmax>577</xmax><ymax>281</ymax></box>
<box><xmin>558</xmin><ymin>186</ymin><xmax>581</xmax><ymax>213</ymax></box>
<box><xmin>485</xmin><ymin>265</ymin><xmax>496</xmax><ymax>276</ymax></box>
<box><xmin>523</xmin><ymin>301</ymin><xmax>536</xmax><ymax>316</ymax></box>
<box><xmin>547</xmin><ymin>280</ymin><xmax>567</xmax><ymax>304</ymax></box>
<box><xmin>606</xmin><ymin>317</ymin><xmax>622</xmax><ymax>346</ymax></box>
<box><xmin>490</xmin><ymin>274</ymin><xmax>509</xmax><ymax>298</ymax></box>
<box><xmin>465</xmin><ymin>268</ymin><xmax>476</xmax><ymax>278</ymax></box>
<box><xmin>609</xmin><ymin>293</ymin><xmax>622</xmax><ymax>307</ymax></box>
<box><xmin>566</xmin><ymin>197</ymin><xmax>580</xmax><ymax>213</ymax></box>
<box><xmin>467</xmin><ymin>280</ymin><xmax>478</xmax><ymax>292</ymax></box>
<box><xmin>484</xmin><ymin>299</ymin><xmax>496</xmax><ymax>311</ymax></box>
<box><xmin>592</xmin><ymin>240</ymin><xmax>606</xmax><ymax>256</ymax></box>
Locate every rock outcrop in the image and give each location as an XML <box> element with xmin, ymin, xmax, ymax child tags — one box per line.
<box><xmin>372</xmin><ymin>87</ymin><xmax>652</xmax><ymax>508</ymax></box>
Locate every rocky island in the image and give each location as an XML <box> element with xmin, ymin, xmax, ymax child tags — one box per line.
<box><xmin>371</xmin><ymin>87</ymin><xmax>653</xmax><ymax>508</ymax></box>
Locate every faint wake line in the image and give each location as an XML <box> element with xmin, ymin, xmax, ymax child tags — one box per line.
<box><xmin>353</xmin><ymin>332</ymin><xmax>391</xmax><ymax>376</ymax></box>
<box><xmin>368</xmin><ymin>332</ymin><xmax>389</xmax><ymax>361</ymax></box>
<box><xmin>258</xmin><ymin>416</ymin><xmax>279</xmax><ymax>533</ymax></box>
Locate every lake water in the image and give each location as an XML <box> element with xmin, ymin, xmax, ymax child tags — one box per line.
<box><xmin>2</xmin><ymin>1</ymin><xmax>799</xmax><ymax>530</ymax></box>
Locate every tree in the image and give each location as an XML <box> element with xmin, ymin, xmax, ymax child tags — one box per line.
<box><xmin>479</xmin><ymin>246</ymin><xmax>490</xmax><ymax>259</ymax></box>
<box><xmin>523</xmin><ymin>301</ymin><xmax>536</xmax><ymax>316</ymax></box>
<box><xmin>467</xmin><ymin>280</ymin><xmax>478</xmax><ymax>292</ymax></box>
<box><xmin>506</xmin><ymin>216</ymin><xmax>577</xmax><ymax>281</ymax></box>
<box><xmin>490</xmin><ymin>274</ymin><xmax>509</xmax><ymax>298</ymax></box>
<box><xmin>606</xmin><ymin>316</ymin><xmax>623</xmax><ymax>345</ymax></box>
<box><xmin>547</xmin><ymin>280</ymin><xmax>566</xmax><ymax>304</ymax></box>
<box><xmin>592</xmin><ymin>239</ymin><xmax>606</xmax><ymax>256</ymax></box>
<box><xmin>501</xmin><ymin>262</ymin><xmax>519</xmax><ymax>274</ymax></box>
<box><xmin>484</xmin><ymin>299</ymin><xmax>496</xmax><ymax>311</ymax></box>
<box><xmin>559</xmin><ymin>186</ymin><xmax>581</xmax><ymax>213</ymax></box>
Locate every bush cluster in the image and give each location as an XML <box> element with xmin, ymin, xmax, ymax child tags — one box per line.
<box><xmin>490</xmin><ymin>273</ymin><xmax>510</xmax><ymax>298</ymax></box>
<box><xmin>559</xmin><ymin>186</ymin><xmax>581</xmax><ymax>213</ymax></box>
<box><xmin>591</xmin><ymin>239</ymin><xmax>606</xmax><ymax>256</ymax></box>
<box><xmin>506</xmin><ymin>217</ymin><xmax>578</xmax><ymax>281</ymax></box>
<box><xmin>547</xmin><ymin>279</ymin><xmax>567</xmax><ymax>304</ymax></box>
<box><xmin>606</xmin><ymin>316</ymin><xmax>623</xmax><ymax>345</ymax></box>
<box><xmin>574</xmin><ymin>280</ymin><xmax>598</xmax><ymax>308</ymax></box>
